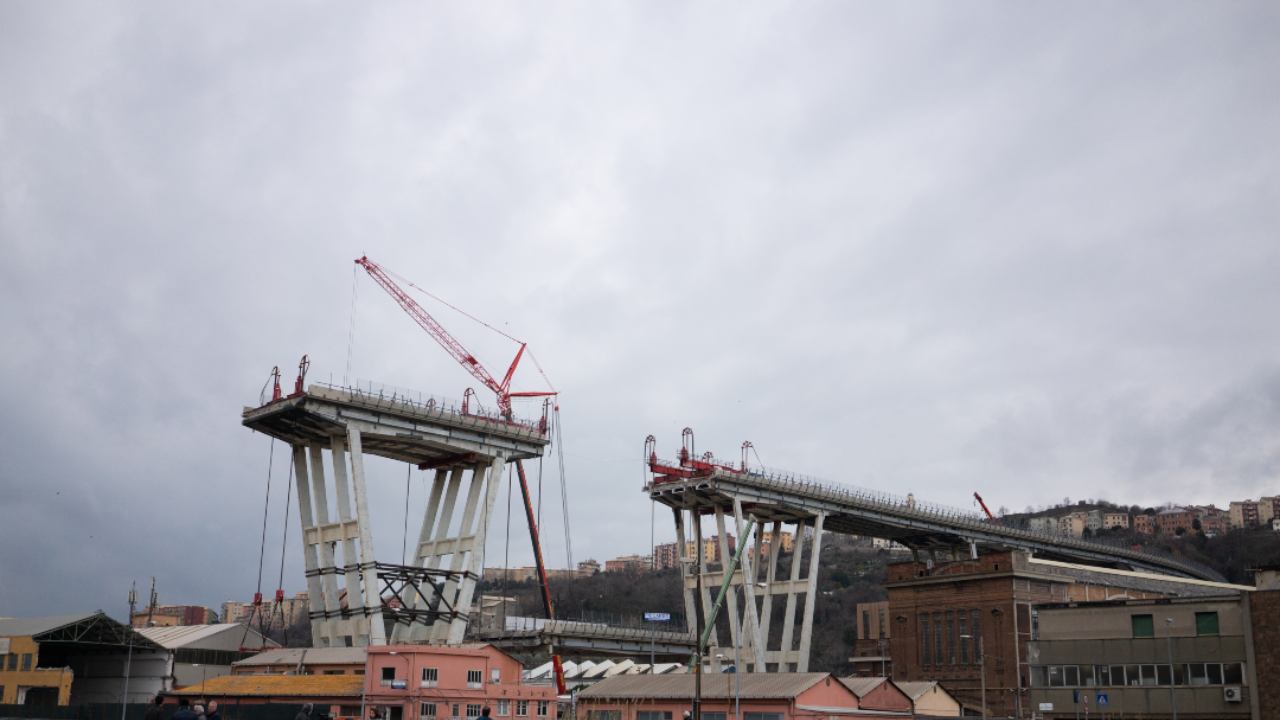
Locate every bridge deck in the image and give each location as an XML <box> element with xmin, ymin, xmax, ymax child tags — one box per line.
<box><xmin>243</xmin><ymin>384</ymin><xmax>549</xmax><ymax>465</ymax></box>
<box><xmin>647</xmin><ymin>464</ymin><xmax>1220</xmax><ymax>582</ymax></box>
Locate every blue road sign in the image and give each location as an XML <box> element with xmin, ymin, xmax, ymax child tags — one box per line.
<box><xmin>644</xmin><ymin>612</ymin><xmax>671</xmax><ymax>622</ymax></box>
<box><xmin>1096</xmin><ymin>693</ymin><xmax>1109</xmax><ymax>706</ymax></box>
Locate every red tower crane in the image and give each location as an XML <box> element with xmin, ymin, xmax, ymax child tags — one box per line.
<box><xmin>974</xmin><ymin>492</ymin><xmax>1000</xmax><ymax>524</ymax></box>
<box><xmin>354</xmin><ymin>256</ymin><xmax>566</xmax><ymax>694</ymax></box>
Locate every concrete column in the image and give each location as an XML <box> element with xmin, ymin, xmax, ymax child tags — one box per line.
<box><xmin>674</xmin><ymin>507</ymin><xmax>698</xmax><ymax>641</ymax></box>
<box><xmin>430</xmin><ymin>461</ymin><xmax>489</xmax><ymax>643</ymax></box>
<box><xmin>292</xmin><ymin>445</ymin><xmax>328</xmax><ymax>647</ymax></box>
<box><xmin>331</xmin><ymin>435</ymin><xmax>366</xmax><ymax>643</ymax></box>
<box><xmin>757</xmin><ymin>520</ymin><xmax>783</xmax><ymax>668</ymax></box>
<box><xmin>714</xmin><ymin>506</ymin><xmax>741</xmax><ymax>652</ymax></box>
<box><xmin>408</xmin><ymin>464</ymin><xmax>465</xmax><ymax>642</ymax></box>
<box><xmin>347</xmin><ymin>425</ymin><xmax>385</xmax><ymax>644</ymax></box>
<box><xmin>447</xmin><ymin>454</ymin><xmax>505</xmax><ymax>643</ymax></box>
<box><xmin>796</xmin><ymin>513</ymin><xmax>826</xmax><ymax>672</ymax></box>
<box><xmin>308</xmin><ymin>444</ymin><xmax>345</xmax><ymax>646</ymax></box>
<box><xmin>733</xmin><ymin>499</ymin><xmax>767</xmax><ymax>672</ymax></box>
<box><xmin>778</xmin><ymin>520</ymin><xmax>805</xmax><ymax>670</ymax></box>
<box><xmin>693</xmin><ymin>510</ymin><xmax>720</xmax><ymax>662</ymax></box>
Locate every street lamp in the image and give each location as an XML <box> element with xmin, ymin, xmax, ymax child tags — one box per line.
<box><xmin>714</xmin><ymin>654</ymin><xmax>740</xmax><ymax>720</ymax></box>
<box><xmin>1165</xmin><ymin>618</ymin><xmax>1178</xmax><ymax>720</ymax></box>
<box><xmin>959</xmin><ymin>634</ymin><xmax>985</xmax><ymax>719</ymax></box>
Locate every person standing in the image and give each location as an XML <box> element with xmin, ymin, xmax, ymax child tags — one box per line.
<box><xmin>295</xmin><ymin>703</ymin><xmax>314</xmax><ymax>720</ymax></box>
<box><xmin>172</xmin><ymin>699</ymin><xmax>197</xmax><ymax>720</ymax></box>
<box><xmin>206</xmin><ymin>701</ymin><xmax>221</xmax><ymax>720</ymax></box>
<box><xmin>144</xmin><ymin>696</ymin><xmax>165</xmax><ymax>720</ymax></box>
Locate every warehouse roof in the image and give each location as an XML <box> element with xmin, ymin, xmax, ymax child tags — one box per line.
<box><xmin>234</xmin><ymin>647</ymin><xmax>367</xmax><ymax>667</ymax></box>
<box><xmin>137</xmin><ymin>623</ymin><xmax>278</xmax><ymax>649</ymax></box>
<box><xmin>579</xmin><ymin>673</ymin><xmax>833</xmax><ymax>700</ymax></box>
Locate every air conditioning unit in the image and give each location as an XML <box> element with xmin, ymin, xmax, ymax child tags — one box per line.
<box><xmin>1224</xmin><ymin>686</ymin><xmax>1243</xmax><ymax>703</ymax></box>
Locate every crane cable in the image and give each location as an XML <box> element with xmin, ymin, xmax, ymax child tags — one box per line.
<box><xmin>555</xmin><ymin>405</ymin><xmax>574</xmax><ymax>571</ymax></box>
<box><xmin>274</xmin><ymin>452</ymin><xmax>296</xmax><ymax>646</ymax></box>
<box><xmin>242</xmin><ymin>437</ymin><xmax>277</xmax><ymax>650</ymax></box>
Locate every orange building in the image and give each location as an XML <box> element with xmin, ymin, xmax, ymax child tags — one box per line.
<box><xmin>364</xmin><ymin>644</ymin><xmax>556</xmax><ymax>720</ymax></box>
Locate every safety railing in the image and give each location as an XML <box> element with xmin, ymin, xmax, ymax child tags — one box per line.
<box><xmin>651</xmin><ymin>457</ymin><xmax>1220</xmax><ymax>580</ymax></box>
<box><xmin>308</xmin><ymin>379</ymin><xmax>548</xmax><ymax>436</ymax></box>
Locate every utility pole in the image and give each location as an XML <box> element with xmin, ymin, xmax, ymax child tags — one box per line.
<box><xmin>121</xmin><ymin>581</ymin><xmax>137</xmax><ymax>720</ymax></box>
<box><xmin>1165</xmin><ymin>618</ymin><xmax>1178</xmax><ymax>720</ymax></box>
<box><xmin>693</xmin><ymin>513</ymin><xmax>705</xmax><ymax>720</ymax></box>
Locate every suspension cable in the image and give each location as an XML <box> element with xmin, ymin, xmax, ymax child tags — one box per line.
<box><xmin>346</xmin><ymin>262</ymin><xmax>359</xmax><ymax>386</ymax></box>
<box><xmin>555</xmin><ymin>405</ymin><xmax>574</xmax><ymax>571</ymax></box>
<box><xmin>276</xmin><ymin>452</ymin><xmax>296</xmax><ymax>646</ymax></box>
<box><xmin>243</xmin><ymin>437</ymin><xmax>277</xmax><ymax>650</ymax></box>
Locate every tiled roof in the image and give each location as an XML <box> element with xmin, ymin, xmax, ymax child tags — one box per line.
<box><xmin>169</xmin><ymin>674</ymin><xmax>362</xmax><ymax>698</ymax></box>
<box><xmin>579</xmin><ymin>673</ymin><xmax>831</xmax><ymax>700</ymax></box>
<box><xmin>838</xmin><ymin>677</ymin><xmax>887</xmax><ymax>697</ymax></box>
<box><xmin>890</xmin><ymin>681</ymin><xmax>943</xmax><ymax>701</ymax></box>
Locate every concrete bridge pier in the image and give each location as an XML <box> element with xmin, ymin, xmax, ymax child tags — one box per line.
<box><xmin>292</xmin><ymin>425</ymin><xmax>384</xmax><ymax>648</ymax></box>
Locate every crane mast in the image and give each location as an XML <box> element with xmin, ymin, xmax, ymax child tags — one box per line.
<box><xmin>354</xmin><ymin>255</ymin><xmax>567</xmax><ymax>694</ymax></box>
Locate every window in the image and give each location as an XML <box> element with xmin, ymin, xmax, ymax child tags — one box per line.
<box><xmin>322</xmin><ymin>670</ymin><xmax>343</xmax><ymax>675</ymax></box>
<box><xmin>1095</xmin><ymin>666</ymin><xmax>1111</xmax><ymax>686</ymax></box>
<box><xmin>516</xmin><ymin>701</ymin><xmax>528</xmax><ymax>717</ymax></box>
<box><xmin>586</xmin><ymin>713</ymin><xmax>619</xmax><ymax>720</ymax></box>
<box><xmin>5</xmin><ymin>655</ymin><xmax>14</xmax><ymax>671</ymax></box>
<box><xmin>1048</xmin><ymin>666</ymin><xmax>1064</xmax><ymax>687</ymax></box>
<box><xmin>381</xmin><ymin>667</ymin><xmax>396</xmax><ymax>687</ymax></box>
<box><xmin>945</xmin><ymin>611</ymin><xmax>955</xmax><ymax>664</ymax></box>
<box><xmin>1131</xmin><ymin>614</ymin><xmax>1154</xmax><ymax>638</ymax></box>
<box><xmin>453</xmin><ymin>706</ymin><xmax>460</xmax><ymax>718</ymax></box>
<box><xmin>536</xmin><ymin>702</ymin><xmax>548</xmax><ymax>718</ymax></box>
<box><xmin>497</xmin><ymin>701</ymin><xmax>510</xmax><ymax>716</ymax></box>
<box><xmin>466</xmin><ymin>704</ymin><xmax>483</xmax><ymax>719</ymax></box>
<box><xmin>958</xmin><ymin>612</ymin><xmax>969</xmax><ymax>664</ymax></box>
<box><xmin>636</xmin><ymin>713</ymin><xmax>670</xmax><ymax>720</ymax></box>
<box><xmin>421</xmin><ymin>704</ymin><xmax>437</xmax><ymax>719</ymax></box>
<box><xmin>1187</xmin><ymin>663</ymin><xmax>1209</xmax><ymax>685</ymax></box>
<box><xmin>422</xmin><ymin>668</ymin><xmax>438</xmax><ymax>688</ymax></box>
<box><xmin>1195</xmin><ymin>611</ymin><xmax>1220</xmax><ymax>636</ymax></box>
<box><xmin>744</xmin><ymin>713</ymin><xmax>783</xmax><ymax>720</ymax></box>
<box><xmin>1207</xmin><ymin>663</ymin><xmax>1223</xmax><ymax>685</ymax></box>
<box><xmin>467</xmin><ymin>670</ymin><xmax>483</xmax><ymax>689</ymax></box>
<box><xmin>933</xmin><ymin>613</ymin><xmax>943</xmax><ymax>667</ymax></box>
<box><xmin>1139</xmin><ymin>665</ymin><xmax>1158</xmax><ymax>686</ymax></box>
<box><xmin>1157</xmin><ymin>665</ymin><xmax>1172</xmax><ymax>685</ymax></box>
<box><xmin>1224</xmin><ymin>662</ymin><xmax>1244</xmax><ymax>685</ymax></box>
<box><xmin>1109</xmin><ymin>665</ymin><xmax>1126</xmax><ymax>686</ymax></box>
<box><xmin>491</xmin><ymin>668</ymin><xmax>501</xmax><ymax>684</ymax></box>
<box><xmin>1079</xmin><ymin>665</ymin><xmax>1095</xmax><ymax>687</ymax></box>
<box><xmin>920</xmin><ymin>615</ymin><xmax>931</xmax><ymax>665</ymax></box>
<box><xmin>971</xmin><ymin>610</ymin><xmax>982</xmax><ymax>659</ymax></box>
<box><xmin>20</xmin><ymin>654</ymin><xmax>31</xmax><ymax>671</ymax></box>
<box><xmin>862</xmin><ymin>610</ymin><xmax>871</xmax><ymax>640</ymax></box>
<box><xmin>702</xmin><ymin>713</ymin><xmax>727</xmax><ymax>720</ymax></box>
<box><xmin>1063</xmin><ymin>665</ymin><xmax>1079</xmax><ymax>686</ymax></box>
<box><xmin>1030</xmin><ymin>667</ymin><xmax>1046</xmax><ymax>687</ymax></box>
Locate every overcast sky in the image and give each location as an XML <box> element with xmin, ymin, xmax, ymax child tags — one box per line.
<box><xmin>2</xmin><ymin>2</ymin><xmax>1278</xmax><ymax>620</ymax></box>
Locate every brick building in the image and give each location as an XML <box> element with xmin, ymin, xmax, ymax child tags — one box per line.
<box><xmin>604</xmin><ymin>555</ymin><xmax>651</xmax><ymax>573</ymax></box>
<box><xmin>130</xmin><ymin>605</ymin><xmax>219</xmax><ymax>628</ymax></box>
<box><xmin>1156</xmin><ymin>507</ymin><xmax>1196</xmax><ymax>535</ymax></box>
<box><xmin>221</xmin><ymin>592</ymin><xmax>310</xmax><ymax>629</ymax></box>
<box><xmin>883</xmin><ymin>551</ymin><xmax>1245</xmax><ymax>717</ymax></box>
<box><xmin>1230</xmin><ymin>500</ymin><xmax>1261</xmax><ymax>529</ymax></box>
<box><xmin>1103</xmin><ymin>512</ymin><xmax>1130</xmax><ymax>530</ymax></box>
<box><xmin>1249</xmin><ymin>566</ymin><xmax>1280</xmax><ymax>720</ymax></box>
<box><xmin>1135</xmin><ymin>514</ymin><xmax>1155</xmax><ymax>535</ymax></box>
<box><xmin>849</xmin><ymin>601</ymin><xmax>891</xmax><ymax>677</ymax></box>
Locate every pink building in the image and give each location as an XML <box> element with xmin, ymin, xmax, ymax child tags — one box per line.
<box><xmin>575</xmin><ymin>673</ymin><xmax>910</xmax><ymax>720</ymax></box>
<box><xmin>837</xmin><ymin>677</ymin><xmax>912</xmax><ymax>713</ymax></box>
<box><xmin>365</xmin><ymin>644</ymin><xmax>557</xmax><ymax>720</ymax></box>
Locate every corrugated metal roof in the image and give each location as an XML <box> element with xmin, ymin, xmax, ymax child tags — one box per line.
<box><xmin>838</xmin><ymin>677</ymin><xmax>887</xmax><ymax>697</ymax></box>
<box><xmin>169</xmin><ymin>674</ymin><xmax>362</xmax><ymax>698</ymax></box>
<box><xmin>234</xmin><ymin>647</ymin><xmax>367</xmax><ymax>666</ymax></box>
<box><xmin>579</xmin><ymin>673</ymin><xmax>830</xmax><ymax>700</ymax></box>
<box><xmin>137</xmin><ymin>624</ymin><xmax>278</xmax><ymax>649</ymax></box>
<box><xmin>0</xmin><ymin>613</ymin><xmax>102</xmax><ymax>638</ymax></box>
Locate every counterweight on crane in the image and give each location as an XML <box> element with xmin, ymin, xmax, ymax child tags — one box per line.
<box><xmin>354</xmin><ymin>256</ymin><xmax>566</xmax><ymax>694</ymax></box>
